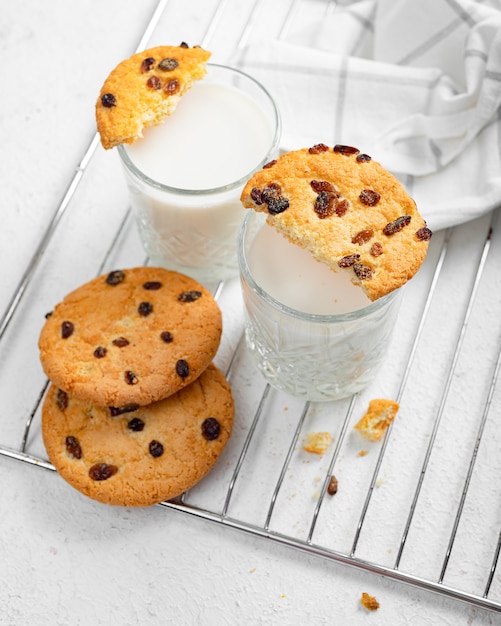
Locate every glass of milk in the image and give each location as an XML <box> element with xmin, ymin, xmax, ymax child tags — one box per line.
<box><xmin>238</xmin><ymin>211</ymin><xmax>402</xmax><ymax>401</ymax></box>
<box><xmin>117</xmin><ymin>64</ymin><xmax>280</xmax><ymax>286</ymax></box>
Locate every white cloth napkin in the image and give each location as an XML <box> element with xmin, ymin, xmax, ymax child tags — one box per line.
<box><xmin>237</xmin><ymin>0</ymin><xmax>501</xmax><ymax>231</ymax></box>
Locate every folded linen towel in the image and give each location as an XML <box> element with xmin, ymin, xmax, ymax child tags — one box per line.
<box><xmin>238</xmin><ymin>0</ymin><xmax>501</xmax><ymax>231</ymax></box>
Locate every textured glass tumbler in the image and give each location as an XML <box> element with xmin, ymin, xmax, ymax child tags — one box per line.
<box><xmin>117</xmin><ymin>64</ymin><xmax>280</xmax><ymax>287</ymax></box>
<box><xmin>238</xmin><ymin>212</ymin><xmax>402</xmax><ymax>401</ymax></box>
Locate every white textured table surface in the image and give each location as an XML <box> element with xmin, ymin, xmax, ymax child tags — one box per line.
<box><xmin>1</xmin><ymin>1</ymin><xmax>501</xmax><ymax>625</ymax></box>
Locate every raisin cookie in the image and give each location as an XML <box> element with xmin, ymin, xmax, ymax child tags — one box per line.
<box><xmin>240</xmin><ymin>144</ymin><xmax>432</xmax><ymax>301</ymax></box>
<box><xmin>39</xmin><ymin>267</ymin><xmax>222</xmax><ymax>408</ymax></box>
<box><xmin>96</xmin><ymin>43</ymin><xmax>211</xmax><ymax>149</ymax></box>
<box><xmin>42</xmin><ymin>364</ymin><xmax>234</xmax><ymax>507</ymax></box>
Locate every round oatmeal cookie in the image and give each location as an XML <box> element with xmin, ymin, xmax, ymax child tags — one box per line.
<box><xmin>38</xmin><ymin>267</ymin><xmax>222</xmax><ymax>408</ymax></box>
<box><xmin>41</xmin><ymin>364</ymin><xmax>234</xmax><ymax>506</ymax></box>
<box><xmin>96</xmin><ymin>43</ymin><xmax>211</xmax><ymax>149</ymax></box>
<box><xmin>240</xmin><ymin>144</ymin><xmax>432</xmax><ymax>301</ymax></box>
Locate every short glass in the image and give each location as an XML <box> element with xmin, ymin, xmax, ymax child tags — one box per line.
<box><xmin>117</xmin><ymin>64</ymin><xmax>281</xmax><ymax>287</ymax></box>
<box><xmin>238</xmin><ymin>211</ymin><xmax>403</xmax><ymax>402</ymax></box>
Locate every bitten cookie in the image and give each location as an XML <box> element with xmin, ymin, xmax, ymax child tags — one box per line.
<box><xmin>240</xmin><ymin>144</ymin><xmax>432</xmax><ymax>301</ymax></box>
<box><xmin>42</xmin><ymin>364</ymin><xmax>234</xmax><ymax>507</ymax></box>
<box><xmin>38</xmin><ymin>267</ymin><xmax>222</xmax><ymax>408</ymax></box>
<box><xmin>96</xmin><ymin>43</ymin><xmax>211</xmax><ymax>149</ymax></box>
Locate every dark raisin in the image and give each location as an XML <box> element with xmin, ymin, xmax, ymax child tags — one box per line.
<box><xmin>356</xmin><ymin>153</ymin><xmax>372</xmax><ymax>162</ymax></box>
<box><xmin>109</xmin><ymin>404</ymin><xmax>139</xmax><ymax>417</ymax></box>
<box><xmin>106</xmin><ymin>270</ymin><xmax>125</xmax><ymax>286</ymax></box>
<box><xmin>180</xmin><ymin>42</ymin><xmax>189</xmax><ymax>48</ymax></box>
<box><xmin>201</xmin><ymin>417</ymin><xmax>221</xmax><ymax>441</ymax></box>
<box><xmin>158</xmin><ymin>57</ymin><xmax>179</xmax><ymax>71</ymax></box>
<box><xmin>327</xmin><ymin>475</ymin><xmax>338</xmax><ymax>496</ymax></box>
<box><xmin>65</xmin><ymin>436</ymin><xmax>82</xmax><ymax>460</ymax></box>
<box><xmin>178</xmin><ymin>290</ymin><xmax>202</xmax><ymax>303</ymax></box>
<box><xmin>335</xmin><ymin>199</ymin><xmax>350</xmax><ymax>217</ymax></box>
<box><xmin>267</xmin><ymin>196</ymin><xmax>289</xmax><ymax>215</ymax></box>
<box><xmin>353</xmin><ymin>262</ymin><xmax>373</xmax><ymax>280</ymax></box>
<box><xmin>101</xmin><ymin>93</ymin><xmax>116</xmax><ymax>108</ymax></box>
<box><xmin>416</xmin><ymin>226</ymin><xmax>433</xmax><ymax>241</ymax></box>
<box><xmin>56</xmin><ymin>389</ymin><xmax>69</xmax><ymax>411</ymax></box>
<box><xmin>261</xmin><ymin>183</ymin><xmax>281</xmax><ymax>202</ymax></box>
<box><xmin>138</xmin><ymin>301</ymin><xmax>153</xmax><ymax>316</ymax></box>
<box><xmin>334</xmin><ymin>144</ymin><xmax>359</xmax><ymax>155</ymax></box>
<box><xmin>125</xmin><ymin>371</ymin><xmax>139</xmax><ymax>385</ymax></box>
<box><xmin>160</xmin><ymin>331</ymin><xmax>173</xmax><ymax>343</ymax></box>
<box><xmin>314</xmin><ymin>191</ymin><xmax>336</xmax><ymax>219</ymax></box>
<box><xmin>89</xmin><ymin>463</ymin><xmax>118</xmax><ymax>481</ymax></box>
<box><xmin>383</xmin><ymin>215</ymin><xmax>412</xmax><ymax>236</ymax></box>
<box><xmin>352</xmin><ymin>229</ymin><xmax>374</xmax><ymax>245</ymax></box>
<box><xmin>370</xmin><ymin>242</ymin><xmax>383</xmax><ymax>257</ymax></box>
<box><xmin>112</xmin><ymin>337</ymin><xmax>129</xmax><ymax>348</ymax></box>
<box><xmin>45</xmin><ymin>311</ymin><xmax>53</xmax><ymax>319</ymax></box>
<box><xmin>311</xmin><ymin>180</ymin><xmax>336</xmax><ymax>194</ymax></box>
<box><xmin>140</xmin><ymin>57</ymin><xmax>155</xmax><ymax>73</ymax></box>
<box><xmin>94</xmin><ymin>346</ymin><xmax>107</xmax><ymax>358</ymax></box>
<box><xmin>250</xmin><ymin>187</ymin><xmax>263</xmax><ymax>205</ymax></box>
<box><xmin>164</xmin><ymin>79</ymin><xmax>180</xmax><ymax>95</ymax></box>
<box><xmin>263</xmin><ymin>159</ymin><xmax>277</xmax><ymax>169</ymax></box>
<box><xmin>128</xmin><ymin>417</ymin><xmax>145</xmax><ymax>432</ymax></box>
<box><xmin>146</xmin><ymin>75</ymin><xmax>162</xmax><ymax>90</ymax></box>
<box><xmin>149</xmin><ymin>440</ymin><xmax>164</xmax><ymax>457</ymax></box>
<box><xmin>308</xmin><ymin>143</ymin><xmax>329</xmax><ymax>154</ymax></box>
<box><xmin>61</xmin><ymin>321</ymin><xmax>74</xmax><ymax>339</ymax></box>
<box><xmin>143</xmin><ymin>281</ymin><xmax>162</xmax><ymax>290</ymax></box>
<box><xmin>338</xmin><ymin>254</ymin><xmax>360</xmax><ymax>268</ymax></box>
<box><xmin>176</xmin><ymin>359</ymin><xmax>189</xmax><ymax>378</ymax></box>
<box><xmin>359</xmin><ymin>189</ymin><xmax>381</xmax><ymax>206</ymax></box>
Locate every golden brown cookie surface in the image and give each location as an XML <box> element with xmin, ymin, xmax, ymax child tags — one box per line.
<box><xmin>240</xmin><ymin>144</ymin><xmax>432</xmax><ymax>301</ymax></box>
<box><xmin>96</xmin><ymin>44</ymin><xmax>211</xmax><ymax>149</ymax></box>
<box><xmin>42</xmin><ymin>364</ymin><xmax>234</xmax><ymax>507</ymax></box>
<box><xmin>38</xmin><ymin>267</ymin><xmax>222</xmax><ymax>408</ymax></box>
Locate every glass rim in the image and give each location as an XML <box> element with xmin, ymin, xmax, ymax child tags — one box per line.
<box><xmin>117</xmin><ymin>63</ymin><xmax>281</xmax><ymax>196</ymax></box>
<box><xmin>238</xmin><ymin>210</ymin><xmax>401</xmax><ymax>324</ymax></box>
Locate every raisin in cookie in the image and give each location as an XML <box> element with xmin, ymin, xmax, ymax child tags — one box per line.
<box><xmin>240</xmin><ymin>144</ymin><xmax>432</xmax><ymax>301</ymax></box>
<box><xmin>96</xmin><ymin>43</ymin><xmax>211</xmax><ymax>149</ymax></box>
<box><xmin>39</xmin><ymin>267</ymin><xmax>222</xmax><ymax>408</ymax></box>
<box><xmin>42</xmin><ymin>364</ymin><xmax>234</xmax><ymax>506</ymax></box>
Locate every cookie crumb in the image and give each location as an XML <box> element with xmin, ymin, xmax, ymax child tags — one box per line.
<box><xmin>355</xmin><ymin>399</ymin><xmax>400</xmax><ymax>441</ymax></box>
<box><xmin>360</xmin><ymin>592</ymin><xmax>380</xmax><ymax>611</ymax></box>
<box><xmin>303</xmin><ymin>431</ymin><xmax>333</xmax><ymax>454</ymax></box>
<box><xmin>358</xmin><ymin>449</ymin><xmax>368</xmax><ymax>457</ymax></box>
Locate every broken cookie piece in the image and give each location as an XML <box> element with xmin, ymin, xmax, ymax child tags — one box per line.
<box><xmin>303</xmin><ymin>431</ymin><xmax>333</xmax><ymax>455</ymax></box>
<box><xmin>355</xmin><ymin>398</ymin><xmax>400</xmax><ymax>441</ymax></box>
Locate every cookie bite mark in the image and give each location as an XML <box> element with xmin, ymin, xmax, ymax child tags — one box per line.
<box><xmin>240</xmin><ymin>144</ymin><xmax>432</xmax><ymax>301</ymax></box>
<box><xmin>96</xmin><ymin>44</ymin><xmax>211</xmax><ymax>149</ymax></box>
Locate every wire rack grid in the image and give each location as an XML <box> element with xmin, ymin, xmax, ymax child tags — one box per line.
<box><xmin>1</xmin><ymin>0</ymin><xmax>501</xmax><ymax>615</ymax></box>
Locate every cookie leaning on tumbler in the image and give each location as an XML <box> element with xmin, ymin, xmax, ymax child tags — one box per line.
<box><xmin>96</xmin><ymin>43</ymin><xmax>211</xmax><ymax>149</ymax></box>
<box><xmin>240</xmin><ymin>144</ymin><xmax>432</xmax><ymax>301</ymax></box>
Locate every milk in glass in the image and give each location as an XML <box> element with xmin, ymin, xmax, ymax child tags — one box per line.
<box><xmin>118</xmin><ymin>65</ymin><xmax>279</xmax><ymax>286</ymax></box>
<box><xmin>248</xmin><ymin>222</ymin><xmax>371</xmax><ymax>315</ymax></box>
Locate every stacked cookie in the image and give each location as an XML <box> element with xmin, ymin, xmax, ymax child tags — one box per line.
<box><xmin>38</xmin><ymin>267</ymin><xmax>234</xmax><ymax>507</ymax></box>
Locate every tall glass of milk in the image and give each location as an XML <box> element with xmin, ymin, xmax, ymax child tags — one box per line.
<box><xmin>238</xmin><ymin>211</ymin><xmax>402</xmax><ymax>401</ymax></box>
<box><xmin>117</xmin><ymin>64</ymin><xmax>280</xmax><ymax>286</ymax></box>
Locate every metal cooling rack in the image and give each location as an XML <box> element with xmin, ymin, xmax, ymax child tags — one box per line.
<box><xmin>2</xmin><ymin>0</ymin><xmax>501</xmax><ymax>614</ymax></box>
